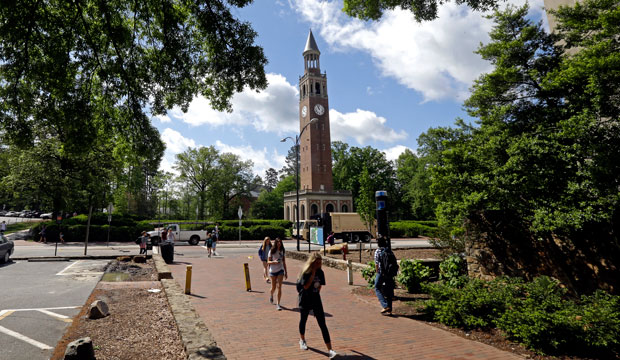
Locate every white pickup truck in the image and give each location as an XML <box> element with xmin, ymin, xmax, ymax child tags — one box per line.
<box><xmin>147</xmin><ymin>224</ymin><xmax>208</xmax><ymax>246</ymax></box>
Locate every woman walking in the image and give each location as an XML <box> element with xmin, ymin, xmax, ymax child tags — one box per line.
<box><xmin>204</xmin><ymin>233</ymin><xmax>213</xmax><ymax>257</ymax></box>
<box><xmin>297</xmin><ymin>253</ymin><xmax>338</xmax><ymax>358</ymax></box>
<box><xmin>267</xmin><ymin>238</ymin><xmax>287</xmax><ymax>310</ymax></box>
<box><xmin>211</xmin><ymin>230</ymin><xmax>218</xmax><ymax>256</ymax></box>
<box><xmin>139</xmin><ymin>231</ymin><xmax>149</xmax><ymax>255</ymax></box>
<box><xmin>258</xmin><ymin>237</ymin><xmax>272</xmax><ymax>282</ymax></box>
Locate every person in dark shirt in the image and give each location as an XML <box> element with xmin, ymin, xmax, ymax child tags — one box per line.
<box><xmin>297</xmin><ymin>253</ymin><xmax>338</xmax><ymax>359</ymax></box>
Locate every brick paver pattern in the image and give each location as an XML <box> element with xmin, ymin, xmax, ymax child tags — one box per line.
<box><xmin>168</xmin><ymin>247</ymin><xmax>521</xmax><ymax>360</ymax></box>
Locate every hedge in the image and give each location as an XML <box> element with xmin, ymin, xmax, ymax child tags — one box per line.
<box><xmin>390</xmin><ymin>221</ymin><xmax>438</xmax><ymax>238</ymax></box>
<box><xmin>31</xmin><ymin>218</ymin><xmax>152</xmax><ymax>243</ymax></box>
<box><xmin>219</xmin><ymin>225</ymin><xmax>286</xmax><ymax>240</ymax></box>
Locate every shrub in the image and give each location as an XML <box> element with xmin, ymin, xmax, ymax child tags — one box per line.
<box><xmin>423</xmin><ymin>277</ymin><xmax>522</xmax><ymax>329</ymax></box>
<box><xmin>577</xmin><ymin>290</ymin><xmax>620</xmax><ymax>353</ymax></box>
<box><xmin>389</xmin><ymin>221</ymin><xmax>438</xmax><ymax>238</ymax></box>
<box><xmin>439</xmin><ymin>254</ymin><xmax>466</xmax><ymax>287</ymax></box>
<box><xmin>496</xmin><ymin>276</ymin><xmax>579</xmax><ymax>352</ymax></box>
<box><xmin>397</xmin><ymin>259</ymin><xmax>431</xmax><ymax>293</ymax></box>
<box><xmin>361</xmin><ymin>261</ymin><xmax>376</xmax><ymax>288</ymax></box>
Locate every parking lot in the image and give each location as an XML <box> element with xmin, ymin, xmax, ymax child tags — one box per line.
<box><xmin>0</xmin><ymin>259</ymin><xmax>108</xmax><ymax>360</ymax></box>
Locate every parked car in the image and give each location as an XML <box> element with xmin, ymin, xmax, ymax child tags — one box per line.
<box><xmin>0</xmin><ymin>234</ymin><xmax>14</xmax><ymax>263</ymax></box>
<box><xmin>0</xmin><ymin>211</ymin><xmax>6</xmax><ymax>216</ymax></box>
<box><xmin>40</xmin><ymin>212</ymin><xmax>53</xmax><ymax>219</ymax></box>
<box><xmin>5</xmin><ymin>211</ymin><xmax>19</xmax><ymax>217</ymax></box>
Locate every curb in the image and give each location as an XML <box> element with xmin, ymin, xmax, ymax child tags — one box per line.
<box><xmin>13</xmin><ymin>255</ymin><xmax>152</xmax><ymax>261</ymax></box>
<box><xmin>153</xmin><ymin>254</ymin><xmax>226</xmax><ymax>360</ymax></box>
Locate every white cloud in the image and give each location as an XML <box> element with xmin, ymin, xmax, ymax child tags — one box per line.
<box><xmin>214</xmin><ymin>140</ymin><xmax>284</xmax><ymax>176</ymax></box>
<box><xmin>161</xmin><ymin>128</ymin><xmax>196</xmax><ymax>154</ymax></box>
<box><xmin>169</xmin><ymin>73</ymin><xmax>299</xmax><ymax>134</ymax></box>
<box><xmin>153</xmin><ymin>114</ymin><xmax>171</xmax><ymax>123</ymax></box>
<box><xmin>382</xmin><ymin>145</ymin><xmax>414</xmax><ymax>162</ymax></box>
<box><xmin>291</xmin><ymin>0</ymin><xmax>545</xmax><ymax>102</ymax></box>
<box><xmin>330</xmin><ymin>109</ymin><xmax>407</xmax><ymax>144</ymax></box>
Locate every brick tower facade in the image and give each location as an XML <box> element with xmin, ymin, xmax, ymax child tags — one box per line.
<box><xmin>283</xmin><ymin>31</ymin><xmax>352</xmax><ymax>222</ymax></box>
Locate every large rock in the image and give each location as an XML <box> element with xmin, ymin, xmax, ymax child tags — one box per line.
<box><xmin>64</xmin><ymin>337</ymin><xmax>96</xmax><ymax>360</ymax></box>
<box><xmin>88</xmin><ymin>300</ymin><xmax>109</xmax><ymax>320</ymax></box>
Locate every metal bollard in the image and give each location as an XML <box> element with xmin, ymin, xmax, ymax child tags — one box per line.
<box><xmin>243</xmin><ymin>263</ymin><xmax>252</xmax><ymax>291</ymax></box>
<box><xmin>347</xmin><ymin>259</ymin><xmax>353</xmax><ymax>285</ymax></box>
<box><xmin>185</xmin><ymin>265</ymin><xmax>192</xmax><ymax>294</ymax></box>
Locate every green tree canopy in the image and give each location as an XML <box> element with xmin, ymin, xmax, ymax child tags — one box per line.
<box><xmin>0</xmin><ymin>0</ymin><xmax>267</xmax><ymax>151</ymax></box>
<box><xmin>250</xmin><ymin>175</ymin><xmax>296</xmax><ymax>219</ymax></box>
<box><xmin>430</xmin><ymin>0</ymin><xmax>620</xmax><ymax>237</ymax></box>
<box><xmin>342</xmin><ymin>0</ymin><xmax>500</xmax><ymax>22</ymax></box>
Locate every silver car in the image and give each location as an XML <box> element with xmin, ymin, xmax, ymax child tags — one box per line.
<box><xmin>0</xmin><ymin>234</ymin><xmax>14</xmax><ymax>263</ymax></box>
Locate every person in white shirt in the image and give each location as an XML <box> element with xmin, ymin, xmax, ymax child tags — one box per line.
<box><xmin>267</xmin><ymin>238</ymin><xmax>288</xmax><ymax>311</ymax></box>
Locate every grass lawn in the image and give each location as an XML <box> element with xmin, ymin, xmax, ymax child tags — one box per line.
<box><xmin>4</xmin><ymin>221</ymin><xmax>35</xmax><ymax>234</ymax></box>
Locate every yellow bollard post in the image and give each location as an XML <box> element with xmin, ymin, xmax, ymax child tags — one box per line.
<box><xmin>243</xmin><ymin>263</ymin><xmax>252</xmax><ymax>291</ymax></box>
<box><xmin>185</xmin><ymin>265</ymin><xmax>192</xmax><ymax>294</ymax></box>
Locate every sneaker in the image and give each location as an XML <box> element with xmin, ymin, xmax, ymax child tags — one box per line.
<box><xmin>269</xmin><ymin>295</ymin><xmax>273</xmax><ymax>304</ymax></box>
<box><xmin>299</xmin><ymin>340</ymin><xmax>308</xmax><ymax>350</ymax></box>
<box><xmin>328</xmin><ymin>349</ymin><xmax>338</xmax><ymax>359</ymax></box>
<box><xmin>276</xmin><ymin>304</ymin><xmax>282</xmax><ymax>311</ymax></box>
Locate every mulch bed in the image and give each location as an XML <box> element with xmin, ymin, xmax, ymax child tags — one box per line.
<box><xmin>51</xmin><ymin>258</ymin><xmax>187</xmax><ymax>360</ymax></box>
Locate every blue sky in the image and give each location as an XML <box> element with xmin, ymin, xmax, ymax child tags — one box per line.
<box><xmin>154</xmin><ymin>0</ymin><xmax>548</xmax><ymax>177</ymax></box>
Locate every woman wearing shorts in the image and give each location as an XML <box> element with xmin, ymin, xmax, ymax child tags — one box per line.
<box><xmin>267</xmin><ymin>238</ymin><xmax>287</xmax><ymax>310</ymax></box>
<box><xmin>258</xmin><ymin>237</ymin><xmax>272</xmax><ymax>282</ymax></box>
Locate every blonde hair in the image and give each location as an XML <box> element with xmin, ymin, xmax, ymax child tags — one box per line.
<box><xmin>261</xmin><ymin>237</ymin><xmax>271</xmax><ymax>251</ymax></box>
<box><xmin>298</xmin><ymin>252</ymin><xmax>322</xmax><ymax>281</ymax></box>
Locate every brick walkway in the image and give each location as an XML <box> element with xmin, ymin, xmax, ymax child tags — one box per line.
<box><xmin>168</xmin><ymin>248</ymin><xmax>520</xmax><ymax>360</ymax></box>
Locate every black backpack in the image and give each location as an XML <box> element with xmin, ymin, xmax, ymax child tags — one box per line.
<box><xmin>379</xmin><ymin>248</ymin><xmax>399</xmax><ymax>277</ymax></box>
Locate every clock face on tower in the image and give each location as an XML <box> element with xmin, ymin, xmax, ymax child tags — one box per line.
<box><xmin>301</xmin><ymin>105</ymin><xmax>307</xmax><ymax>118</ymax></box>
<box><xmin>314</xmin><ymin>104</ymin><xmax>325</xmax><ymax>116</ymax></box>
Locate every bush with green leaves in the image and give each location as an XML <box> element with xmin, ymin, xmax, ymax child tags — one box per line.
<box><xmin>397</xmin><ymin>259</ymin><xmax>431</xmax><ymax>293</ymax></box>
<box><xmin>389</xmin><ymin>221</ymin><xmax>438</xmax><ymax>238</ymax></box>
<box><xmin>361</xmin><ymin>261</ymin><xmax>376</xmax><ymax>288</ymax></box>
<box><xmin>497</xmin><ymin>277</ymin><xmax>620</xmax><ymax>355</ymax></box>
<box><xmin>439</xmin><ymin>254</ymin><xmax>466</xmax><ymax>287</ymax></box>
<box><xmin>422</xmin><ymin>275</ymin><xmax>620</xmax><ymax>356</ymax></box>
<box><xmin>423</xmin><ymin>276</ymin><xmax>523</xmax><ymax>329</ymax></box>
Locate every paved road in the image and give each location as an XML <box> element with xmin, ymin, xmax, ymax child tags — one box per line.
<box><xmin>0</xmin><ymin>259</ymin><xmax>108</xmax><ymax>360</ymax></box>
<box><xmin>11</xmin><ymin>237</ymin><xmax>432</xmax><ymax>259</ymax></box>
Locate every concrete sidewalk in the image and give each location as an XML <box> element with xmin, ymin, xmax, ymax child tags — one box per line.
<box><xmin>168</xmin><ymin>251</ymin><xmax>521</xmax><ymax>360</ymax></box>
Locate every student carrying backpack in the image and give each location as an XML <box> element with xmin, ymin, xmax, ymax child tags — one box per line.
<box><xmin>379</xmin><ymin>247</ymin><xmax>399</xmax><ymax>278</ymax></box>
<box><xmin>374</xmin><ymin>237</ymin><xmax>397</xmax><ymax>315</ymax></box>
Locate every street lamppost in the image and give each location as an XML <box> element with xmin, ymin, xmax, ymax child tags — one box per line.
<box><xmin>282</xmin><ymin>117</ymin><xmax>318</xmax><ymax>251</ymax></box>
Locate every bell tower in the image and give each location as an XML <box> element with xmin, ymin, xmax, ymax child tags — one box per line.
<box><xmin>283</xmin><ymin>30</ymin><xmax>352</xmax><ymax>223</ymax></box>
<box><xmin>298</xmin><ymin>30</ymin><xmax>333</xmax><ymax>192</ymax></box>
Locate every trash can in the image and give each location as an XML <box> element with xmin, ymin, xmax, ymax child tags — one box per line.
<box><xmin>161</xmin><ymin>243</ymin><xmax>174</xmax><ymax>264</ymax></box>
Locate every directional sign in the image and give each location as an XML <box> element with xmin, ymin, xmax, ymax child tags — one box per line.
<box><xmin>238</xmin><ymin>206</ymin><xmax>243</xmax><ymax>220</ymax></box>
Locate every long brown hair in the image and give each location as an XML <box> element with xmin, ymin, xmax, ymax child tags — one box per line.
<box><xmin>272</xmin><ymin>237</ymin><xmax>285</xmax><ymax>256</ymax></box>
<box><xmin>298</xmin><ymin>252</ymin><xmax>322</xmax><ymax>281</ymax></box>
